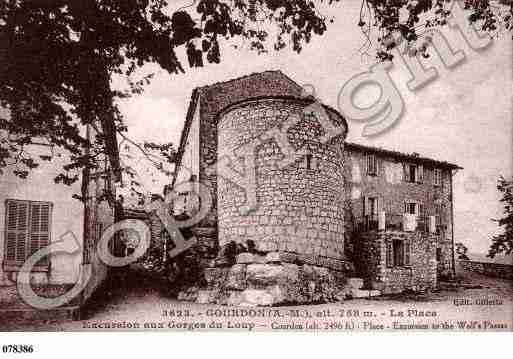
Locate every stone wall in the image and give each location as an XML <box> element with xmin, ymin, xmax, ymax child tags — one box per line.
<box><xmin>355</xmin><ymin>231</ymin><xmax>437</xmax><ymax>294</ymax></box>
<box><xmin>217</xmin><ymin>97</ymin><xmax>347</xmax><ymax>268</ymax></box>
<box><xmin>343</xmin><ymin>147</ymin><xmax>455</xmax><ymax>277</ymax></box>
<box><xmin>459</xmin><ymin>260</ymin><xmax>513</xmax><ymax>280</ymax></box>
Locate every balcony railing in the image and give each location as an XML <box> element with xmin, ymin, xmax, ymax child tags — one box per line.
<box><xmin>357</xmin><ymin>213</ymin><xmax>436</xmax><ymax>233</ymax></box>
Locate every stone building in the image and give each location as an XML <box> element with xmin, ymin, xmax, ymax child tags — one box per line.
<box><xmin>343</xmin><ymin>142</ymin><xmax>460</xmax><ymax>294</ymax></box>
<box><xmin>171</xmin><ymin>71</ymin><xmax>461</xmax><ymax>305</ymax></box>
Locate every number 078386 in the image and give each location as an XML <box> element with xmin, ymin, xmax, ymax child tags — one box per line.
<box><xmin>2</xmin><ymin>345</ymin><xmax>34</xmax><ymax>354</ymax></box>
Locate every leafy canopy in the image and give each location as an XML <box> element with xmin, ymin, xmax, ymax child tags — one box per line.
<box><xmin>489</xmin><ymin>176</ymin><xmax>513</xmax><ymax>257</ymax></box>
<box><xmin>0</xmin><ymin>0</ymin><xmax>510</xmax><ymax>201</ymax></box>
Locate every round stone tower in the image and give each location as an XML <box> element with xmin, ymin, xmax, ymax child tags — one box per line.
<box><xmin>216</xmin><ymin>97</ymin><xmax>348</xmax><ymax>268</ymax></box>
<box><xmin>178</xmin><ymin>97</ymin><xmax>352</xmax><ymax>306</ymax></box>
<box><xmin>177</xmin><ymin>97</ymin><xmax>351</xmax><ymax>306</ymax></box>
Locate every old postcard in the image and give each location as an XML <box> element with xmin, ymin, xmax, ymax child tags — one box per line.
<box><xmin>0</xmin><ymin>0</ymin><xmax>512</xmax><ymax>338</ymax></box>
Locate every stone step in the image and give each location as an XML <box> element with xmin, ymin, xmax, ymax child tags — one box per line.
<box><xmin>349</xmin><ymin>289</ymin><xmax>382</xmax><ymax>299</ymax></box>
<box><xmin>0</xmin><ymin>306</ymin><xmax>80</xmax><ymax>322</ymax></box>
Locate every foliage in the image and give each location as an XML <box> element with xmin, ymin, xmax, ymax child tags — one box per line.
<box><xmin>0</xmin><ymin>0</ymin><xmax>510</xmax><ymax>203</ymax></box>
<box><xmin>488</xmin><ymin>176</ymin><xmax>513</xmax><ymax>258</ymax></box>
<box><xmin>455</xmin><ymin>242</ymin><xmax>469</xmax><ymax>260</ymax></box>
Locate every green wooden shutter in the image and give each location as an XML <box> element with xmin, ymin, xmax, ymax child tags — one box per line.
<box><xmin>4</xmin><ymin>200</ymin><xmax>29</xmax><ymax>265</ymax></box>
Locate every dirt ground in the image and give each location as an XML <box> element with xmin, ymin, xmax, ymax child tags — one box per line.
<box><xmin>1</xmin><ymin>267</ymin><xmax>512</xmax><ymax>332</ymax></box>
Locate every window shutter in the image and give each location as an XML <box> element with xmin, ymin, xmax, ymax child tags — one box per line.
<box><xmin>396</xmin><ymin>241</ymin><xmax>404</xmax><ymax>266</ymax></box>
<box><xmin>402</xmin><ymin>163</ymin><xmax>408</xmax><ymax>182</ymax></box>
<box><xmin>365</xmin><ymin>154</ymin><xmax>377</xmax><ymax>175</ymax></box>
<box><xmin>435</xmin><ymin>204</ymin><xmax>442</xmax><ymax>225</ymax></box>
<box><xmin>404</xmin><ymin>240</ymin><xmax>411</xmax><ymax>266</ymax></box>
<box><xmin>417</xmin><ymin>165</ymin><xmax>424</xmax><ymax>183</ymax></box>
<box><xmin>434</xmin><ymin>169</ymin><xmax>442</xmax><ymax>186</ymax></box>
<box><xmin>404</xmin><ymin>201</ymin><xmax>408</xmax><ymax>214</ymax></box>
<box><xmin>5</xmin><ymin>200</ymin><xmax>29</xmax><ymax>264</ymax></box>
<box><xmin>386</xmin><ymin>241</ymin><xmax>393</xmax><ymax>268</ymax></box>
<box><xmin>4</xmin><ymin>200</ymin><xmax>51</xmax><ymax>268</ymax></box>
<box><xmin>29</xmin><ymin>202</ymin><xmax>51</xmax><ymax>265</ymax></box>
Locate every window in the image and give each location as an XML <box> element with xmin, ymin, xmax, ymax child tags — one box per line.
<box><xmin>404</xmin><ymin>201</ymin><xmax>424</xmax><ymax>216</ymax></box>
<box><xmin>436</xmin><ymin>248</ymin><xmax>442</xmax><ymax>262</ymax></box>
<box><xmin>434</xmin><ymin>203</ymin><xmax>444</xmax><ymax>234</ymax></box>
<box><xmin>301</xmin><ymin>154</ymin><xmax>317</xmax><ymax>171</ymax></box>
<box><xmin>3</xmin><ymin>199</ymin><xmax>52</xmax><ymax>270</ymax></box>
<box><xmin>369</xmin><ymin>197</ymin><xmax>378</xmax><ymax>216</ymax></box>
<box><xmin>403</xmin><ymin>163</ymin><xmax>423</xmax><ymax>183</ymax></box>
<box><xmin>405</xmin><ymin>202</ymin><xmax>416</xmax><ymax>215</ymax></box>
<box><xmin>386</xmin><ymin>239</ymin><xmax>411</xmax><ymax>267</ymax></box>
<box><xmin>404</xmin><ymin>201</ymin><xmax>420</xmax><ymax>215</ymax></box>
<box><xmin>362</xmin><ymin>196</ymin><xmax>379</xmax><ymax>230</ymax></box>
<box><xmin>408</xmin><ymin>165</ymin><xmax>417</xmax><ymax>183</ymax></box>
<box><xmin>434</xmin><ymin>169</ymin><xmax>442</xmax><ymax>186</ymax></box>
<box><xmin>364</xmin><ymin>196</ymin><xmax>379</xmax><ymax>217</ymax></box>
<box><xmin>305</xmin><ymin>154</ymin><xmax>314</xmax><ymax>170</ymax></box>
<box><xmin>366</xmin><ymin>154</ymin><xmax>377</xmax><ymax>175</ymax></box>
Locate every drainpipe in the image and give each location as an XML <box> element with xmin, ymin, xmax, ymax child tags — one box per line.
<box><xmin>450</xmin><ymin>169</ymin><xmax>457</xmax><ymax>277</ymax></box>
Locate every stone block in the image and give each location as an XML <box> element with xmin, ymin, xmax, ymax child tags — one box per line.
<box><xmin>264</xmin><ymin>252</ymin><xmax>281</xmax><ymax>263</ymax></box>
<box><xmin>239</xmin><ymin>289</ymin><xmax>275</xmax><ymax>306</ymax></box>
<box><xmin>349</xmin><ymin>289</ymin><xmax>381</xmax><ymax>298</ymax></box>
<box><xmin>236</xmin><ymin>253</ymin><xmax>260</xmax><ymax>264</ymax></box>
<box><xmin>204</xmin><ymin>268</ymin><xmax>228</xmax><ymax>287</ymax></box>
<box><xmin>370</xmin><ymin>280</ymin><xmax>386</xmax><ymax>291</ymax></box>
<box><xmin>246</xmin><ymin>263</ymin><xmax>300</xmax><ymax>286</ymax></box>
<box><xmin>225</xmin><ymin>264</ymin><xmax>247</xmax><ymax>290</ymax></box>
<box><xmin>196</xmin><ymin>290</ymin><xmax>219</xmax><ymax>304</ymax></box>
<box><xmin>368</xmin><ymin>290</ymin><xmax>381</xmax><ymax>297</ymax></box>
<box><xmin>346</xmin><ymin>277</ymin><xmax>364</xmax><ymax>290</ymax></box>
<box><xmin>177</xmin><ymin>286</ymin><xmax>199</xmax><ymax>302</ymax></box>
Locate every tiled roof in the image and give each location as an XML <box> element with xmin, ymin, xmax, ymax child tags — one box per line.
<box><xmin>345</xmin><ymin>142</ymin><xmax>462</xmax><ymax>170</ymax></box>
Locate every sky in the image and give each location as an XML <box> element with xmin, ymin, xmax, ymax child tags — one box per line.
<box><xmin>115</xmin><ymin>1</ymin><xmax>512</xmax><ymax>254</ymax></box>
